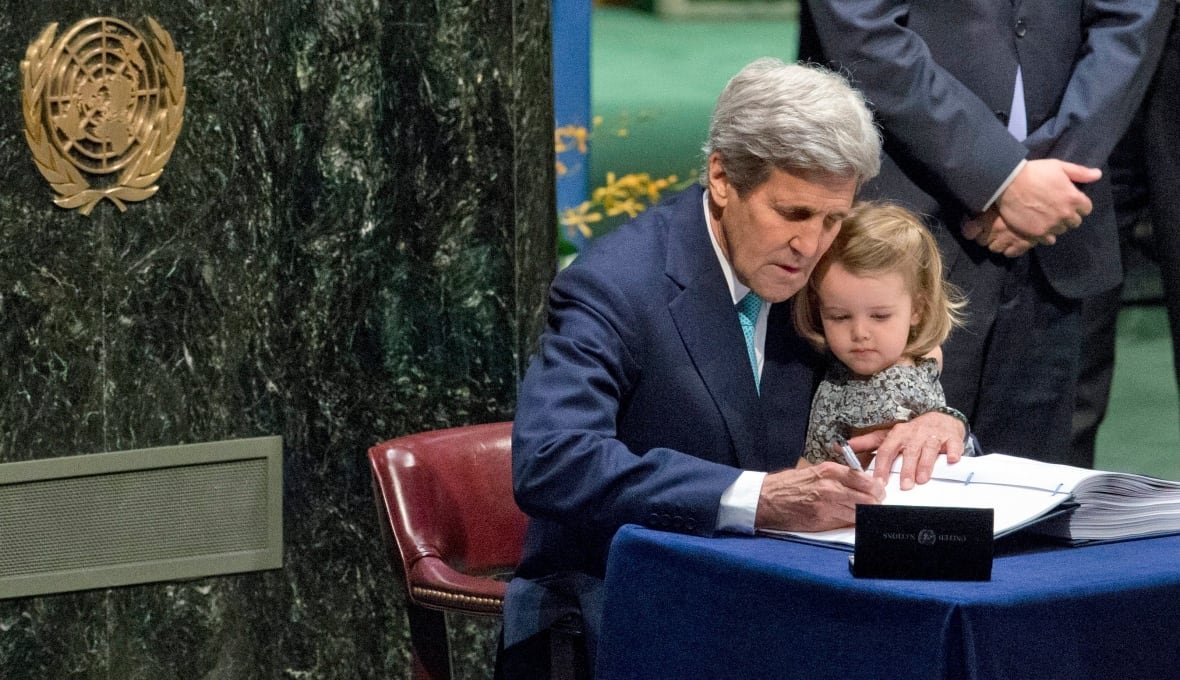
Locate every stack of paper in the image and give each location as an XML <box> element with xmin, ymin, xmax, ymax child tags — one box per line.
<box><xmin>762</xmin><ymin>454</ymin><xmax>1180</xmax><ymax>548</ymax></box>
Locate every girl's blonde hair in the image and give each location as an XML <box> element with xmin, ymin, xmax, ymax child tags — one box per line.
<box><xmin>794</xmin><ymin>202</ymin><xmax>966</xmax><ymax>357</ymax></box>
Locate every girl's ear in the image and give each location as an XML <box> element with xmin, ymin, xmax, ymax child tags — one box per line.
<box><xmin>910</xmin><ymin>291</ymin><xmax>925</xmax><ymax>327</ymax></box>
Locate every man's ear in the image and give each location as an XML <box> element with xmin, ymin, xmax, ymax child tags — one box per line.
<box><xmin>707</xmin><ymin>153</ymin><xmax>730</xmax><ymax>207</ymax></box>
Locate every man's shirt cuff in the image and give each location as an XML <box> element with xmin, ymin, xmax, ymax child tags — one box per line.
<box><xmin>983</xmin><ymin>159</ymin><xmax>1027</xmax><ymax>212</ymax></box>
<box><xmin>716</xmin><ymin>470</ymin><xmax>766</xmax><ymax>534</ymax></box>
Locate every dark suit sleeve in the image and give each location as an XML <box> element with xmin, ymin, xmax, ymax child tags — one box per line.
<box><xmin>1022</xmin><ymin>0</ymin><xmax>1172</xmax><ymax>166</ymax></box>
<box><xmin>803</xmin><ymin>0</ymin><xmax>1028</xmax><ymax>214</ymax></box>
<box><xmin>512</xmin><ymin>261</ymin><xmax>743</xmax><ymax>537</ymax></box>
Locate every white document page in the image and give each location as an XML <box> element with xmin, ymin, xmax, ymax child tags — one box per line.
<box><xmin>763</xmin><ymin>455</ymin><xmax>1082</xmax><ymax>548</ymax></box>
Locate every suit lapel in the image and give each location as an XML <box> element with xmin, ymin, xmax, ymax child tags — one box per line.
<box><xmin>760</xmin><ymin>301</ymin><xmax>822</xmax><ymax>470</ymax></box>
<box><xmin>664</xmin><ymin>187</ymin><xmax>769</xmax><ymax>471</ymax></box>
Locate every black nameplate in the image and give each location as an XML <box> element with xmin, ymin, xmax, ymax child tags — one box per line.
<box><xmin>851</xmin><ymin>505</ymin><xmax>993</xmax><ymax>581</ymax></box>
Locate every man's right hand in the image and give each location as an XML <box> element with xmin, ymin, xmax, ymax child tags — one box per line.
<box><xmin>995</xmin><ymin>159</ymin><xmax>1101</xmax><ymax>240</ymax></box>
<box><xmin>754</xmin><ymin>463</ymin><xmax>885</xmax><ymax>532</ymax></box>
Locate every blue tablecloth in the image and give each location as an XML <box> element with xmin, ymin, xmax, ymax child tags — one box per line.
<box><xmin>597</xmin><ymin>525</ymin><xmax>1180</xmax><ymax>680</ymax></box>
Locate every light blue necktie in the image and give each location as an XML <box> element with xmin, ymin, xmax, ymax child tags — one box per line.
<box><xmin>736</xmin><ymin>291</ymin><xmax>762</xmax><ymax>392</ymax></box>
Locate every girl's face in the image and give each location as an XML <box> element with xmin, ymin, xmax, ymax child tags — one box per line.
<box><xmin>816</xmin><ymin>262</ymin><xmax>920</xmax><ymax>378</ymax></box>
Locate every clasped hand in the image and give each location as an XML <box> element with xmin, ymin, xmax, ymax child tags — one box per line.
<box><xmin>961</xmin><ymin>159</ymin><xmax>1101</xmax><ymax>258</ymax></box>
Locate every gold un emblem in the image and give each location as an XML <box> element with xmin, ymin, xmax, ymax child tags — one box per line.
<box><xmin>21</xmin><ymin>17</ymin><xmax>185</xmax><ymax>215</ymax></box>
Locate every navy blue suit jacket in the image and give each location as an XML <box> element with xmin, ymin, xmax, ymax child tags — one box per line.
<box><xmin>511</xmin><ymin>186</ymin><xmax>821</xmax><ymax>584</ymax></box>
<box><xmin>799</xmin><ymin>0</ymin><xmax>1170</xmax><ymax>299</ymax></box>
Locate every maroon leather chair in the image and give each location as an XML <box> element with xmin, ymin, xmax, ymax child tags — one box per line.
<box><xmin>368</xmin><ymin>421</ymin><xmax>527</xmax><ymax>680</ymax></box>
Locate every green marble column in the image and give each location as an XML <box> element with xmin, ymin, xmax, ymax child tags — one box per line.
<box><xmin>0</xmin><ymin>0</ymin><xmax>553</xmax><ymax>678</ymax></box>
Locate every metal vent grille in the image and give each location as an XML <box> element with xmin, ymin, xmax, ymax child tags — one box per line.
<box><xmin>0</xmin><ymin>437</ymin><xmax>282</xmax><ymax>599</ymax></box>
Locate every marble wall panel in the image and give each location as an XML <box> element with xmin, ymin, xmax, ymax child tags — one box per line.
<box><xmin>0</xmin><ymin>0</ymin><xmax>553</xmax><ymax>678</ymax></box>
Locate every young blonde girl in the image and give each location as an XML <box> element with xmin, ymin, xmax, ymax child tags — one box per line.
<box><xmin>794</xmin><ymin>202</ymin><xmax>968</xmax><ymax>466</ymax></box>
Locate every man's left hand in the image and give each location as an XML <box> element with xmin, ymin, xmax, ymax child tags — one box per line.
<box><xmin>847</xmin><ymin>411</ymin><xmax>967</xmax><ymax>490</ymax></box>
<box><xmin>962</xmin><ymin>208</ymin><xmax>1038</xmax><ymax>257</ymax></box>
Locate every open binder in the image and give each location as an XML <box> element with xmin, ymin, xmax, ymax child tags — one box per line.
<box><xmin>762</xmin><ymin>454</ymin><xmax>1180</xmax><ymax>549</ymax></box>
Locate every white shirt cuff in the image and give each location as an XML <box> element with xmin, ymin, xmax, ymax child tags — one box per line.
<box><xmin>983</xmin><ymin>159</ymin><xmax>1027</xmax><ymax>213</ymax></box>
<box><xmin>716</xmin><ymin>470</ymin><xmax>766</xmax><ymax>535</ymax></box>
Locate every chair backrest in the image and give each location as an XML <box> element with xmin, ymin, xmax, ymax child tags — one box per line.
<box><xmin>368</xmin><ymin>421</ymin><xmax>526</xmax><ymax>615</ymax></box>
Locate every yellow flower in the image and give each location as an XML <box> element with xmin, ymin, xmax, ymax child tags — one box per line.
<box><xmin>604</xmin><ymin>196</ymin><xmax>644</xmax><ymax>218</ymax></box>
<box><xmin>554</xmin><ymin>125</ymin><xmax>589</xmax><ymax>154</ymax></box>
<box><xmin>553</xmin><ymin>119</ymin><xmax>683</xmax><ymax>244</ymax></box>
<box><xmin>560</xmin><ymin>201</ymin><xmax>603</xmax><ymax>239</ymax></box>
<box><xmin>591</xmin><ymin>172</ymin><xmax>679</xmax><ymax>220</ymax></box>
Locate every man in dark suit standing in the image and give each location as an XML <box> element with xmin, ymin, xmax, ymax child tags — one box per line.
<box><xmin>799</xmin><ymin>1</ymin><xmax>1171</xmax><ymax>466</ymax></box>
<box><xmin>500</xmin><ymin>58</ymin><xmax>969</xmax><ymax>679</ymax></box>
<box><xmin>1074</xmin><ymin>3</ymin><xmax>1180</xmax><ymax>466</ymax></box>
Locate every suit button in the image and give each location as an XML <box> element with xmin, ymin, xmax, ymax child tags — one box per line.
<box><xmin>995</xmin><ymin>110</ymin><xmax>1009</xmax><ymax>126</ymax></box>
<box><xmin>1014</xmin><ymin>19</ymin><xmax>1027</xmax><ymax>38</ymax></box>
